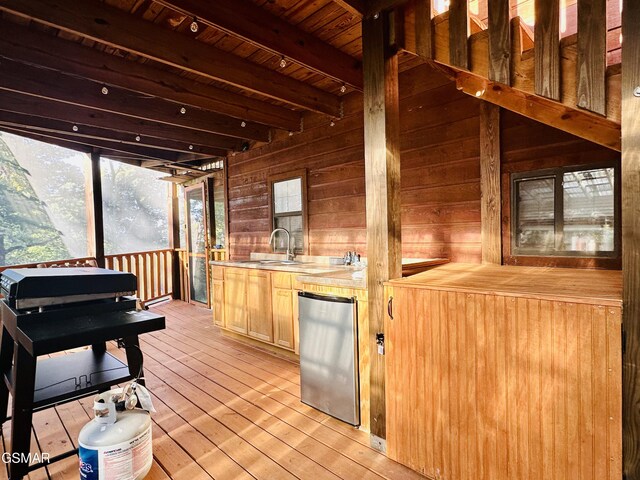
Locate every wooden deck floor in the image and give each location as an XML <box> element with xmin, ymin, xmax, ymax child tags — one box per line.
<box><xmin>1</xmin><ymin>300</ymin><xmax>424</xmax><ymax>480</ymax></box>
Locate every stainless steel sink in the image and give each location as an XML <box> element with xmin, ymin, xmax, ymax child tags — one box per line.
<box><xmin>234</xmin><ymin>259</ymin><xmax>306</xmax><ymax>266</ymax></box>
<box><xmin>259</xmin><ymin>260</ymin><xmax>306</xmax><ymax>265</ymax></box>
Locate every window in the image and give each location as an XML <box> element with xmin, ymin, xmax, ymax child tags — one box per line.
<box><xmin>0</xmin><ymin>132</ymin><xmax>89</xmax><ymax>267</ymax></box>
<box><xmin>270</xmin><ymin>171</ymin><xmax>307</xmax><ymax>254</ymax></box>
<box><xmin>512</xmin><ymin>165</ymin><xmax>618</xmax><ymax>257</ymax></box>
<box><xmin>101</xmin><ymin>158</ymin><xmax>169</xmax><ymax>255</ymax></box>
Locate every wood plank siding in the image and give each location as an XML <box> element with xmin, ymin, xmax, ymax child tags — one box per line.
<box><xmin>227</xmin><ymin>63</ymin><xmax>619</xmax><ymax>266</ymax></box>
<box><xmin>385</xmin><ymin>264</ymin><xmax>623</xmax><ymax>479</ymax></box>
<box><xmin>386</xmin><ymin>286</ymin><xmax>622</xmax><ymax>480</ymax></box>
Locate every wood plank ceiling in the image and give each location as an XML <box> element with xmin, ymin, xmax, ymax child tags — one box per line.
<box><xmin>0</xmin><ymin>0</ymin><xmax>365</xmax><ymax>176</ymax></box>
<box><xmin>0</xmin><ymin>0</ymin><xmax>623</xmax><ymax>177</ymax></box>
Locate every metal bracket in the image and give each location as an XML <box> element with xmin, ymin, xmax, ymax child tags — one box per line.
<box><xmin>370</xmin><ymin>435</ymin><xmax>387</xmax><ymax>453</ymax></box>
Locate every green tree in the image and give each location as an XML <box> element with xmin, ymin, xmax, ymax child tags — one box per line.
<box><xmin>0</xmin><ymin>136</ymin><xmax>69</xmax><ymax>266</ymax></box>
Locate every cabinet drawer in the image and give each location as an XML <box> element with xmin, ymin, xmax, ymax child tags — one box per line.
<box><xmin>272</xmin><ymin>272</ymin><xmax>292</xmax><ymax>289</ymax></box>
<box><xmin>212</xmin><ymin>266</ymin><xmax>224</xmax><ymax>280</ymax></box>
<box><xmin>292</xmin><ymin>274</ymin><xmax>304</xmax><ymax>290</ymax></box>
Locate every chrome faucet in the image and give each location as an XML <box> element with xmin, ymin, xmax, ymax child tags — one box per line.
<box><xmin>269</xmin><ymin>228</ymin><xmax>295</xmax><ymax>261</ymax></box>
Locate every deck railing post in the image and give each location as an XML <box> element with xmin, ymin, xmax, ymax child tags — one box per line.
<box><xmin>85</xmin><ymin>148</ymin><xmax>105</xmax><ymax>268</ymax></box>
<box><xmin>168</xmin><ymin>183</ymin><xmax>182</xmax><ymax>300</ymax></box>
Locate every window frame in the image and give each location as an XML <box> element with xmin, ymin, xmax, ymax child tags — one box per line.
<box><xmin>267</xmin><ymin>169</ymin><xmax>308</xmax><ymax>255</ymax></box>
<box><xmin>510</xmin><ymin>162</ymin><xmax>620</xmax><ymax>259</ymax></box>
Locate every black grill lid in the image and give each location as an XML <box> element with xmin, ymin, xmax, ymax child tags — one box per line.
<box><xmin>1</xmin><ymin>267</ymin><xmax>137</xmax><ymax>301</ymax></box>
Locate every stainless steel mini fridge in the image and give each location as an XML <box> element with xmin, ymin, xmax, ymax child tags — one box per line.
<box><xmin>298</xmin><ymin>291</ymin><xmax>360</xmax><ymax>426</ymax></box>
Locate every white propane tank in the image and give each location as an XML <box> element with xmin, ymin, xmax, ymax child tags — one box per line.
<box><xmin>78</xmin><ymin>385</ymin><xmax>153</xmax><ymax>480</ymax></box>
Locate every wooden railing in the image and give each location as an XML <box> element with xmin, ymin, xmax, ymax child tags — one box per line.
<box><xmin>0</xmin><ymin>257</ymin><xmax>97</xmax><ymax>273</ymax></box>
<box><xmin>0</xmin><ymin>249</ymin><xmax>176</xmax><ymax>304</ymax></box>
<box><xmin>0</xmin><ymin>247</ymin><xmax>227</xmax><ymax>305</ymax></box>
<box><xmin>402</xmin><ymin>0</ymin><xmax>621</xmax><ymax>150</ymax></box>
<box><xmin>210</xmin><ymin>248</ymin><xmax>227</xmax><ymax>261</ymax></box>
<box><xmin>176</xmin><ymin>248</ymin><xmax>189</xmax><ymax>302</ymax></box>
<box><xmin>105</xmin><ymin>249</ymin><xmax>174</xmax><ymax>304</ymax></box>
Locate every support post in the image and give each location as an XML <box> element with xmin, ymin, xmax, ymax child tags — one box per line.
<box><xmin>479</xmin><ymin>102</ymin><xmax>502</xmax><ymax>264</ymax></box>
<box><xmin>168</xmin><ymin>182</ymin><xmax>182</xmax><ymax>299</ymax></box>
<box><xmin>86</xmin><ymin>149</ymin><xmax>105</xmax><ymax>267</ymax></box>
<box><xmin>0</xmin><ymin>234</ymin><xmax>4</xmax><ymax>266</ymax></box>
<box><xmin>622</xmin><ymin>0</ymin><xmax>640</xmax><ymax>477</ymax></box>
<box><xmin>362</xmin><ymin>10</ymin><xmax>402</xmax><ymax>450</ymax></box>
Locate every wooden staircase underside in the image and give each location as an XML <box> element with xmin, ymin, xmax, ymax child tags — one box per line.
<box><xmin>402</xmin><ymin>8</ymin><xmax>621</xmax><ymax>152</ymax></box>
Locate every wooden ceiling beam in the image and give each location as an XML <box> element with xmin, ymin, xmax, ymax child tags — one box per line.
<box><xmin>1</xmin><ymin>125</ymin><xmax>177</xmax><ymax>173</ymax></box>
<box><xmin>0</xmin><ymin>110</ymin><xmax>227</xmax><ymax>157</ymax></box>
<box><xmin>0</xmin><ymin>20</ymin><xmax>301</xmax><ymax>131</ymax></box>
<box><xmin>143</xmin><ymin>157</ymin><xmax>219</xmax><ymax>170</ymax></box>
<box><xmin>0</xmin><ymin>91</ymin><xmax>244</xmax><ymax>151</ymax></box>
<box><xmin>107</xmin><ymin>154</ymin><xmax>217</xmax><ymax>171</ymax></box>
<box><xmin>332</xmin><ymin>0</ymin><xmax>366</xmax><ymax>17</ymax></box>
<box><xmin>367</xmin><ymin>0</ymin><xmax>411</xmax><ymax>17</ymax></box>
<box><xmin>456</xmin><ymin>71</ymin><xmax>621</xmax><ymax>151</ymax></box>
<box><xmin>0</xmin><ymin>59</ymin><xmax>270</xmax><ymax>142</ymax></box>
<box><xmin>0</xmin><ymin>124</ymin><xmax>203</xmax><ymax>163</ymax></box>
<box><xmin>0</xmin><ymin>0</ymin><xmax>342</xmax><ymax>116</ymax></box>
<box><xmin>0</xmin><ymin>125</ymin><xmax>93</xmax><ymax>155</ymax></box>
<box><xmin>156</xmin><ymin>0</ymin><xmax>362</xmax><ymax>89</ymax></box>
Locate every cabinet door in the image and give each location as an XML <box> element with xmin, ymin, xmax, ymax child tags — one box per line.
<box><xmin>272</xmin><ymin>288</ymin><xmax>294</xmax><ymax>350</ymax></box>
<box><xmin>292</xmin><ymin>290</ymin><xmax>300</xmax><ymax>354</ymax></box>
<box><xmin>212</xmin><ymin>279</ymin><xmax>225</xmax><ymax>327</ymax></box>
<box><xmin>247</xmin><ymin>270</ymin><xmax>273</xmax><ymax>342</ymax></box>
<box><xmin>223</xmin><ymin>269</ymin><xmax>247</xmax><ymax>334</ymax></box>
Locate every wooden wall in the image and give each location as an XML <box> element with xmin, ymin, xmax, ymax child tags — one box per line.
<box><xmin>227</xmin><ymin>61</ymin><xmax>618</xmax><ymax>264</ymax></box>
<box><xmin>227</xmin><ymin>62</ymin><xmax>481</xmax><ymax>261</ymax></box>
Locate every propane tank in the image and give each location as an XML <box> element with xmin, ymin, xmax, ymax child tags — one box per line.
<box><xmin>78</xmin><ymin>383</ymin><xmax>153</xmax><ymax>480</ymax></box>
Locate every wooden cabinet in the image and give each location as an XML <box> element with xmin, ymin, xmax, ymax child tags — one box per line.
<box><xmin>212</xmin><ymin>279</ymin><xmax>225</xmax><ymax>327</ymax></box>
<box><xmin>211</xmin><ymin>266</ymin><xmax>225</xmax><ymax>327</ymax></box>
<box><xmin>271</xmin><ymin>272</ymin><xmax>295</xmax><ymax>350</ymax></box>
<box><xmin>223</xmin><ymin>268</ymin><xmax>247</xmax><ymax>334</ymax></box>
<box><xmin>247</xmin><ymin>270</ymin><xmax>273</xmax><ymax>342</ymax></box>
<box><xmin>272</xmin><ymin>287</ymin><xmax>294</xmax><ymax>349</ymax></box>
<box><xmin>385</xmin><ymin>264</ymin><xmax>623</xmax><ymax>480</ymax></box>
<box><xmin>216</xmin><ymin>266</ymin><xmax>296</xmax><ymax>350</ymax></box>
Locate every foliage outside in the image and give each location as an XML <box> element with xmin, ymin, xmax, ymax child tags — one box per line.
<box><xmin>0</xmin><ymin>132</ymin><xmax>168</xmax><ymax>267</ymax></box>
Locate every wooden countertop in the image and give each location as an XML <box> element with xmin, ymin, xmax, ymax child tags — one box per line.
<box><xmin>387</xmin><ymin>263</ymin><xmax>622</xmax><ymax>306</ymax></box>
<box><xmin>297</xmin><ymin>258</ymin><xmax>449</xmax><ymax>289</ymax></box>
